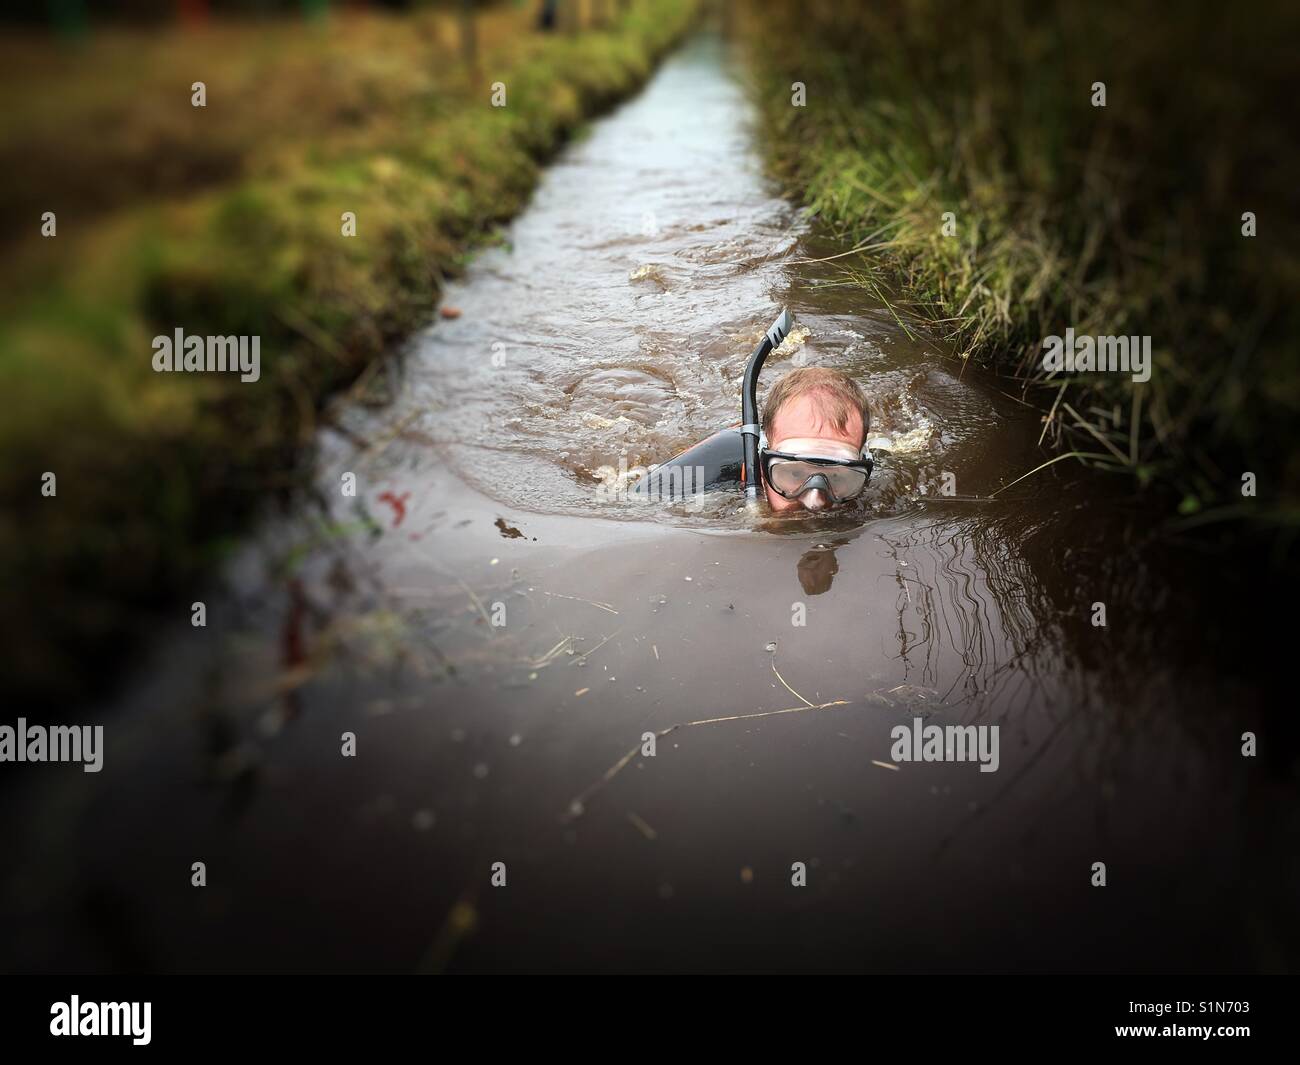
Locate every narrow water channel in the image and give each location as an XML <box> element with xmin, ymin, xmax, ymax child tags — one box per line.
<box><xmin>2</xmin><ymin>34</ymin><xmax>1293</xmax><ymax>974</ymax></box>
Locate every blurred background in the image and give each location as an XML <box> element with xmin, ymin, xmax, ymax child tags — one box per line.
<box><xmin>1</xmin><ymin>0</ymin><xmax>694</xmax><ymax>709</ymax></box>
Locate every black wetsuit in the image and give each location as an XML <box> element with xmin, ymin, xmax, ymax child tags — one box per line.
<box><xmin>630</xmin><ymin>427</ymin><xmax>746</xmax><ymax>500</ymax></box>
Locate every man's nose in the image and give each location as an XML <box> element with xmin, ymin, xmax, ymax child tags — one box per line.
<box><xmin>801</xmin><ymin>489</ymin><xmax>829</xmax><ymax>511</ymax></box>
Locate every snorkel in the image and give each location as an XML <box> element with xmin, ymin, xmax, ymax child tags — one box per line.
<box><xmin>741</xmin><ymin>307</ymin><xmax>794</xmax><ymax>504</ymax></box>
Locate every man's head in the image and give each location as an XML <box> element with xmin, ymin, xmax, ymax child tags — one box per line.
<box><xmin>760</xmin><ymin>367</ymin><xmax>871</xmax><ymax>512</ymax></box>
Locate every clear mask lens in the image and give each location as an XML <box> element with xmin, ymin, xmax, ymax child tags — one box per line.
<box><xmin>768</xmin><ymin>460</ymin><xmax>868</xmax><ymax>500</ymax></box>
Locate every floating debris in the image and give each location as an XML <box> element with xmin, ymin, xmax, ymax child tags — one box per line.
<box><xmin>866</xmin><ymin>684</ymin><xmax>944</xmax><ymax>710</ymax></box>
<box><xmin>494</xmin><ymin>517</ymin><xmax>525</xmax><ymax>540</ymax></box>
<box><xmin>544</xmin><ymin>591</ymin><xmax>618</xmax><ymax>615</ymax></box>
<box><xmin>528</xmin><ymin>634</ymin><xmax>575</xmax><ymax>669</ymax></box>
<box><xmin>563</xmin><ymin>696</ymin><xmax>852</xmax><ymax>822</ymax></box>
<box><xmin>627</xmin><ymin>812</ymin><xmax>658</xmax><ymax>841</ymax></box>
<box><xmin>771</xmin><ymin>660</ymin><xmax>814</xmax><ymax>707</ymax></box>
<box><xmin>572</xmin><ymin>630</ymin><xmax>620</xmax><ymax>666</ymax></box>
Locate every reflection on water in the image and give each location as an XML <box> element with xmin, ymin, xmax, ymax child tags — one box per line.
<box><xmin>0</xmin><ymin>34</ymin><xmax>1294</xmax><ymax>974</ymax></box>
<box><xmin>796</xmin><ymin>544</ymin><xmax>840</xmax><ymax>596</ymax></box>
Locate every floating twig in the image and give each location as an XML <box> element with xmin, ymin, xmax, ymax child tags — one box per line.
<box><xmin>573</xmin><ymin>629</ymin><xmax>621</xmax><ymax>666</ymax></box>
<box><xmin>627</xmin><ymin>812</ymin><xmax>658</xmax><ymax>840</ymax></box>
<box><xmin>543</xmin><ymin>591</ymin><xmax>619</xmax><ymax>615</ymax></box>
<box><xmin>988</xmin><ymin>451</ymin><xmax>1112</xmax><ymax>498</ymax></box>
<box><xmin>563</xmin><ymin>698</ymin><xmax>852</xmax><ymax>822</ymax></box>
<box><xmin>456</xmin><ymin>579</ymin><xmax>495</xmax><ymax>635</ymax></box>
<box><xmin>771</xmin><ymin>659</ymin><xmax>815</xmax><ymax>708</ymax></box>
<box><xmin>527</xmin><ymin>634</ymin><xmax>574</xmax><ymax>669</ymax></box>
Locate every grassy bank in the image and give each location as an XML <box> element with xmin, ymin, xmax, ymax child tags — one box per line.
<box><xmin>737</xmin><ymin>0</ymin><xmax>1299</xmax><ymax>536</ymax></box>
<box><xmin>0</xmin><ymin>0</ymin><xmax>698</xmax><ymax>709</ymax></box>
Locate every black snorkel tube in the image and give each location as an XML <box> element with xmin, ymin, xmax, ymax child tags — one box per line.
<box><xmin>741</xmin><ymin>308</ymin><xmax>794</xmax><ymax>503</ymax></box>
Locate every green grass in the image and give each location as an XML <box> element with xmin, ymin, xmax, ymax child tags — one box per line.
<box><xmin>737</xmin><ymin>0</ymin><xmax>1299</xmax><ymax>533</ymax></box>
<box><xmin>0</xmin><ymin>0</ymin><xmax>699</xmax><ymax>708</ymax></box>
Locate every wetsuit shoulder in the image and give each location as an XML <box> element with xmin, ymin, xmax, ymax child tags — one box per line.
<box><xmin>631</xmin><ymin>427</ymin><xmax>744</xmax><ymax>499</ymax></box>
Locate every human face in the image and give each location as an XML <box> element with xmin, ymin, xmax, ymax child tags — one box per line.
<box><xmin>763</xmin><ymin>394</ymin><xmax>866</xmax><ymax>512</ymax></box>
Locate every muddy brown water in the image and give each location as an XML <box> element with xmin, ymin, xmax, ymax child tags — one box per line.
<box><xmin>2</xmin><ymin>35</ymin><xmax>1295</xmax><ymax>973</ymax></box>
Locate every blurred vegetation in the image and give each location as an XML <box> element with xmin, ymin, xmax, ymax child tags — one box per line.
<box><xmin>738</xmin><ymin>0</ymin><xmax>1299</xmax><ymax>537</ymax></box>
<box><xmin>0</xmin><ymin>0</ymin><xmax>696</xmax><ymax>708</ymax></box>
<box><xmin>11</xmin><ymin>1</ymin><xmax>535</xmax><ymax>29</ymax></box>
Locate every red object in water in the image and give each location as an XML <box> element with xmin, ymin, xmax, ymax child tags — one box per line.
<box><xmin>439</xmin><ymin>306</ymin><xmax>462</xmax><ymax>320</ymax></box>
<box><xmin>378</xmin><ymin>490</ymin><xmax>412</xmax><ymax>527</ymax></box>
